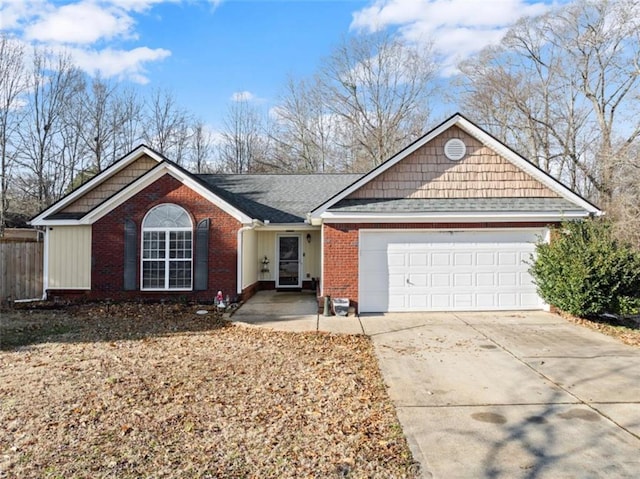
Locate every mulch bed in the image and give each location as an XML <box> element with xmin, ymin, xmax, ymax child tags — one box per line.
<box><xmin>0</xmin><ymin>302</ymin><xmax>419</xmax><ymax>478</ymax></box>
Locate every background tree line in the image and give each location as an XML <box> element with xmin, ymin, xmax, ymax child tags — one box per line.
<box><xmin>1</xmin><ymin>0</ymin><xmax>639</xmax><ymax>242</ymax></box>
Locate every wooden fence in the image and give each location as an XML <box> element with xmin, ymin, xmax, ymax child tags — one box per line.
<box><xmin>0</xmin><ymin>240</ymin><xmax>43</xmax><ymax>301</ymax></box>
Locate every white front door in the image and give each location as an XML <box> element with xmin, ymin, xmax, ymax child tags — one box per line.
<box><xmin>277</xmin><ymin>234</ymin><xmax>302</xmax><ymax>288</ymax></box>
<box><xmin>359</xmin><ymin>229</ymin><xmax>547</xmax><ymax>312</ymax></box>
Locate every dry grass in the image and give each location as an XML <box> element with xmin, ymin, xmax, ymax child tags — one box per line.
<box><xmin>561</xmin><ymin>312</ymin><xmax>640</xmax><ymax>348</ymax></box>
<box><xmin>0</xmin><ymin>303</ymin><xmax>418</xmax><ymax>478</ymax></box>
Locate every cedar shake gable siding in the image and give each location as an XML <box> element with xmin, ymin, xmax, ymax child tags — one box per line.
<box><xmin>61</xmin><ymin>154</ymin><xmax>159</xmax><ymax>214</ymax></box>
<box><xmin>347</xmin><ymin>126</ymin><xmax>559</xmax><ymax>200</ymax></box>
<box><xmin>89</xmin><ymin>174</ymin><xmax>240</xmax><ymax>301</ymax></box>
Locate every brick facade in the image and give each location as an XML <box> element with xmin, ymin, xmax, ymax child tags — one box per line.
<box><xmin>51</xmin><ymin>174</ymin><xmax>242</xmax><ymax>302</ymax></box>
<box><xmin>322</xmin><ymin>222</ymin><xmax>557</xmax><ymax>311</ymax></box>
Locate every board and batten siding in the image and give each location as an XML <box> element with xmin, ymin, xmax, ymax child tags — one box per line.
<box><xmin>47</xmin><ymin>226</ymin><xmax>92</xmax><ymax>289</ymax></box>
<box><xmin>242</xmin><ymin>228</ymin><xmax>258</xmax><ymax>289</ymax></box>
<box><xmin>348</xmin><ymin>126</ymin><xmax>559</xmax><ymax>200</ymax></box>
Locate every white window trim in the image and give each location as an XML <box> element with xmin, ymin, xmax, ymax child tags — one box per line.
<box><xmin>140</xmin><ymin>204</ymin><xmax>194</xmax><ymax>291</ymax></box>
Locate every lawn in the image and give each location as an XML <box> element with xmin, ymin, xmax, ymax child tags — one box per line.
<box><xmin>0</xmin><ymin>303</ymin><xmax>419</xmax><ymax>478</ymax></box>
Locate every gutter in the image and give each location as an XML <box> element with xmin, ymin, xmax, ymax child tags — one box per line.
<box><xmin>236</xmin><ymin>220</ymin><xmax>260</xmax><ymax>295</ymax></box>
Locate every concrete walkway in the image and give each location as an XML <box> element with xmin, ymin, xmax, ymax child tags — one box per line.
<box><xmin>231</xmin><ymin>290</ymin><xmax>365</xmax><ymax>334</ymax></box>
<box><xmin>232</xmin><ymin>299</ymin><xmax>640</xmax><ymax>478</ymax></box>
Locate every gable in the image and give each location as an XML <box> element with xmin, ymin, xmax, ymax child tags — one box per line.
<box><xmin>347</xmin><ymin>126</ymin><xmax>559</xmax><ymax>200</ymax></box>
<box><xmin>61</xmin><ymin>154</ymin><xmax>159</xmax><ymax>214</ymax></box>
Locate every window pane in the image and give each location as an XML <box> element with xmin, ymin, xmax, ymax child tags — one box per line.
<box><xmin>143</xmin><ymin>231</ymin><xmax>165</xmax><ymax>259</ymax></box>
<box><xmin>143</xmin><ymin>204</ymin><xmax>191</xmax><ymax>228</ymax></box>
<box><xmin>169</xmin><ymin>231</ymin><xmax>192</xmax><ymax>259</ymax></box>
<box><xmin>142</xmin><ymin>261</ymin><xmax>165</xmax><ymax>288</ymax></box>
<box><xmin>279</xmin><ymin>236</ymin><xmax>299</xmax><ymax>261</ymax></box>
<box><xmin>169</xmin><ymin>261</ymin><xmax>192</xmax><ymax>289</ymax></box>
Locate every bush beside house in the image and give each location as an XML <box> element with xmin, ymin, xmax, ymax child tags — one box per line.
<box><xmin>530</xmin><ymin>219</ymin><xmax>640</xmax><ymax>317</ymax></box>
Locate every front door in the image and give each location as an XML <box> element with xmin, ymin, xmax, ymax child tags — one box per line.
<box><xmin>277</xmin><ymin>235</ymin><xmax>302</xmax><ymax>288</ymax></box>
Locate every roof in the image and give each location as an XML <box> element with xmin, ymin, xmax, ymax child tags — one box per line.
<box><xmin>197</xmin><ymin>174</ymin><xmax>362</xmax><ymax>223</ymax></box>
<box><xmin>330</xmin><ymin>197</ymin><xmax>585</xmax><ymax>214</ymax></box>
<box><xmin>31</xmin><ymin>113</ymin><xmax>602</xmax><ymax>227</ymax></box>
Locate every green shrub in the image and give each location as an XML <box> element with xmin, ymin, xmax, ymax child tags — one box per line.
<box><xmin>529</xmin><ymin>219</ymin><xmax>640</xmax><ymax>316</ymax></box>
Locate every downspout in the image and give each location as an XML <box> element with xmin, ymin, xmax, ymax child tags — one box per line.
<box><xmin>40</xmin><ymin>228</ymin><xmax>48</xmax><ymax>300</ymax></box>
<box><xmin>236</xmin><ymin>219</ymin><xmax>259</xmax><ymax>296</ymax></box>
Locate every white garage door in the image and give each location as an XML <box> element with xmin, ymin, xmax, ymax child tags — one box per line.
<box><xmin>359</xmin><ymin>229</ymin><xmax>547</xmax><ymax>312</ymax></box>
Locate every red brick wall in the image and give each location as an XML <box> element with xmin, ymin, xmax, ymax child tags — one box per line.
<box><xmin>51</xmin><ymin>174</ymin><xmax>241</xmax><ymax>302</ymax></box>
<box><xmin>322</xmin><ymin>222</ymin><xmax>557</xmax><ymax>311</ymax></box>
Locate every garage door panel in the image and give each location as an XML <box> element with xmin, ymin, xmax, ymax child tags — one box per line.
<box><xmin>498</xmin><ymin>272</ymin><xmax>517</xmax><ymax>286</ymax></box>
<box><xmin>408</xmin><ymin>273</ymin><xmax>428</xmax><ymax>287</ymax></box>
<box><xmin>454</xmin><ymin>253</ymin><xmax>473</xmax><ymax>266</ymax></box>
<box><xmin>454</xmin><ymin>273</ymin><xmax>472</xmax><ymax>287</ymax></box>
<box><xmin>476</xmin><ymin>293</ymin><xmax>496</xmax><ymax>308</ymax></box>
<box><xmin>389</xmin><ymin>273</ymin><xmax>406</xmax><ymax>287</ymax></box>
<box><xmin>498</xmin><ymin>252</ymin><xmax>518</xmax><ymax>265</ymax></box>
<box><xmin>431</xmin><ymin>294</ymin><xmax>451</xmax><ymax>308</ymax></box>
<box><xmin>409</xmin><ymin>253</ymin><xmax>428</xmax><ymax>266</ymax></box>
<box><xmin>431</xmin><ymin>253</ymin><xmax>450</xmax><ymax>266</ymax></box>
<box><xmin>476</xmin><ymin>252</ymin><xmax>496</xmax><ymax>266</ymax></box>
<box><xmin>388</xmin><ymin>253</ymin><xmax>406</xmax><ymax>267</ymax></box>
<box><xmin>359</xmin><ymin>229</ymin><xmax>546</xmax><ymax>312</ymax></box>
<box><xmin>476</xmin><ymin>272</ymin><xmax>495</xmax><ymax>286</ymax></box>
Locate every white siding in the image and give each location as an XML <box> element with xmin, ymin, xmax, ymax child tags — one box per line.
<box><xmin>242</xmin><ymin>228</ymin><xmax>258</xmax><ymax>289</ymax></box>
<box><xmin>48</xmin><ymin>226</ymin><xmax>92</xmax><ymax>289</ymax></box>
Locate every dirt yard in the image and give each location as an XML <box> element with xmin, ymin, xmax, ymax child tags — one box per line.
<box><xmin>0</xmin><ymin>303</ymin><xmax>419</xmax><ymax>478</ymax></box>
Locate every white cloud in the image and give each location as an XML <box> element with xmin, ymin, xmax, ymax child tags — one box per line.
<box><xmin>0</xmin><ymin>0</ymin><xmax>191</xmax><ymax>83</ymax></box>
<box><xmin>24</xmin><ymin>1</ymin><xmax>135</xmax><ymax>44</ymax></box>
<box><xmin>230</xmin><ymin>91</ymin><xmax>256</xmax><ymax>102</ymax></box>
<box><xmin>351</xmin><ymin>0</ymin><xmax>556</xmax><ymax>75</ymax></box>
<box><xmin>70</xmin><ymin>46</ymin><xmax>171</xmax><ymax>84</ymax></box>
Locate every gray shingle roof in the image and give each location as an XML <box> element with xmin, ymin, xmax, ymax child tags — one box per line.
<box><xmin>329</xmin><ymin>197</ymin><xmax>585</xmax><ymax>214</ymax></box>
<box><xmin>197</xmin><ymin>174</ymin><xmax>362</xmax><ymax>223</ymax></box>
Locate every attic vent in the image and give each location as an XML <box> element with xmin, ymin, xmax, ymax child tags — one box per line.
<box><xmin>444</xmin><ymin>138</ymin><xmax>466</xmax><ymax>161</ymax></box>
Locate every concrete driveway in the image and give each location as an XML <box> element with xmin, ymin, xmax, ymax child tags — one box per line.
<box><xmin>360</xmin><ymin>311</ymin><xmax>640</xmax><ymax>479</ymax></box>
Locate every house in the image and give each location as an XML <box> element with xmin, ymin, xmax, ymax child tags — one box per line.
<box><xmin>30</xmin><ymin>113</ymin><xmax>600</xmax><ymax>313</ymax></box>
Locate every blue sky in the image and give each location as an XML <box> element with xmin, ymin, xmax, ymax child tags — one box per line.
<box><xmin>0</xmin><ymin>0</ymin><xmax>561</xmax><ymax>131</ymax></box>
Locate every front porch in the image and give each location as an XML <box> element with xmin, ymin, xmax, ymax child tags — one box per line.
<box><xmin>232</xmin><ymin>290</ymin><xmax>363</xmax><ymax>334</ymax></box>
<box><xmin>239</xmin><ymin>227</ymin><xmax>321</xmax><ymax>295</ymax></box>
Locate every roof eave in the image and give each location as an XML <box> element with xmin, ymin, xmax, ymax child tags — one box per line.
<box><xmin>318</xmin><ymin>210</ymin><xmax>591</xmax><ymax>223</ymax></box>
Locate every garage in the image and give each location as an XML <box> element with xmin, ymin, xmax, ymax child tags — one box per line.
<box><xmin>358</xmin><ymin>229</ymin><xmax>547</xmax><ymax>312</ymax></box>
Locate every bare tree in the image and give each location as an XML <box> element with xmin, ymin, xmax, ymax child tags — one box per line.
<box><xmin>189</xmin><ymin>120</ymin><xmax>214</xmax><ymax>173</ymax></box>
<box><xmin>319</xmin><ymin>32</ymin><xmax>436</xmax><ymax>170</ymax></box>
<box><xmin>112</xmin><ymin>87</ymin><xmax>144</xmax><ymax>162</ymax></box>
<box><xmin>75</xmin><ymin>76</ymin><xmax>131</xmax><ymax>172</ymax></box>
<box><xmin>0</xmin><ymin>34</ymin><xmax>27</xmax><ymax>233</ymax></box>
<box><xmin>218</xmin><ymin>99</ymin><xmax>268</xmax><ymax>173</ymax></box>
<box><xmin>269</xmin><ymin>76</ymin><xmax>339</xmax><ymax>172</ymax></box>
<box><xmin>459</xmin><ymin>0</ymin><xmax>640</xmax><ymax>205</ymax></box>
<box><xmin>143</xmin><ymin>89</ymin><xmax>192</xmax><ymax>164</ymax></box>
<box><xmin>16</xmin><ymin>49</ymin><xmax>84</xmax><ymax>213</ymax></box>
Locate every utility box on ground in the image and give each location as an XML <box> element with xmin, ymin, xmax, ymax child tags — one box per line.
<box><xmin>332</xmin><ymin>298</ymin><xmax>349</xmax><ymax>316</ymax></box>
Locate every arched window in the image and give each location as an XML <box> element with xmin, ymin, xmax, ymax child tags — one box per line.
<box><xmin>141</xmin><ymin>204</ymin><xmax>193</xmax><ymax>290</ymax></box>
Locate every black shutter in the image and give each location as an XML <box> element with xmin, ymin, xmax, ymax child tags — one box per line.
<box><xmin>123</xmin><ymin>219</ymin><xmax>137</xmax><ymax>290</ymax></box>
<box><xmin>194</xmin><ymin>218</ymin><xmax>210</xmax><ymax>291</ymax></box>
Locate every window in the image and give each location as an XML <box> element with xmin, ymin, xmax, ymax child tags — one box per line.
<box><xmin>141</xmin><ymin>204</ymin><xmax>193</xmax><ymax>290</ymax></box>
